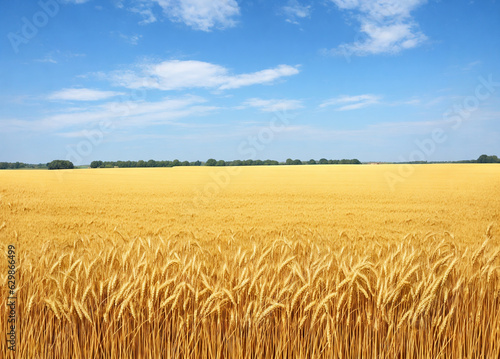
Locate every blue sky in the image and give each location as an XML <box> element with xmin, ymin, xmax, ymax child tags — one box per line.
<box><xmin>1</xmin><ymin>0</ymin><xmax>499</xmax><ymax>164</ymax></box>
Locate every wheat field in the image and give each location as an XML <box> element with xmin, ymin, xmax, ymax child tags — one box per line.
<box><xmin>1</xmin><ymin>164</ymin><xmax>499</xmax><ymax>358</ymax></box>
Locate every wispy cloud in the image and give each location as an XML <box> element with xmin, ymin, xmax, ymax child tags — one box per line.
<box><xmin>281</xmin><ymin>0</ymin><xmax>311</xmax><ymax>25</ymax></box>
<box><xmin>34</xmin><ymin>56</ymin><xmax>58</xmax><ymax>64</ymax></box>
<box><xmin>34</xmin><ymin>51</ymin><xmax>85</xmax><ymax>64</ymax></box>
<box><xmin>130</xmin><ymin>5</ymin><xmax>157</xmax><ymax>24</ymax></box>
<box><xmin>107</xmin><ymin>60</ymin><xmax>300</xmax><ymax>91</ymax></box>
<box><xmin>462</xmin><ymin>60</ymin><xmax>481</xmax><ymax>71</ymax></box>
<box><xmin>327</xmin><ymin>0</ymin><xmax>427</xmax><ymax>56</ymax></box>
<box><xmin>320</xmin><ymin>94</ymin><xmax>381</xmax><ymax>111</ymax></box>
<box><xmin>423</xmin><ymin>95</ymin><xmax>450</xmax><ymax>107</ymax></box>
<box><xmin>116</xmin><ymin>32</ymin><xmax>143</xmax><ymax>45</ymax></box>
<box><xmin>393</xmin><ymin>98</ymin><xmax>421</xmax><ymax>106</ymax></box>
<box><xmin>278</xmin><ymin>116</ymin><xmax>494</xmax><ymax>142</ymax></box>
<box><xmin>124</xmin><ymin>0</ymin><xmax>240</xmax><ymax>31</ymax></box>
<box><xmin>243</xmin><ymin>98</ymin><xmax>304</xmax><ymax>112</ymax></box>
<box><xmin>47</xmin><ymin>88</ymin><xmax>126</xmax><ymax>101</ymax></box>
<box><xmin>3</xmin><ymin>95</ymin><xmax>217</xmax><ymax>133</ymax></box>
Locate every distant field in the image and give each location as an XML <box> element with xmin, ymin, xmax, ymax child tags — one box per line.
<box><xmin>1</xmin><ymin>165</ymin><xmax>499</xmax><ymax>357</ymax></box>
<box><xmin>1</xmin><ymin>164</ymin><xmax>499</xmax><ymax>244</ymax></box>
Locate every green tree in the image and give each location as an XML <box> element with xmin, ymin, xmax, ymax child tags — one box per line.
<box><xmin>205</xmin><ymin>158</ymin><xmax>217</xmax><ymax>166</ymax></box>
<box><xmin>264</xmin><ymin>159</ymin><xmax>278</xmax><ymax>165</ymax></box>
<box><xmin>319</xmin><ymin>158</ymin><xmax>328</xmax><ymax>164</ymax></box>
<box><xmin>477</xmin><ymin>154</ymin><xmax>488</xmax><ymax>163</ymax></box>
<box><xmin>308</xmin><ymin>159</ymin><xmax>316</xmax><ymax>164</ymax></box>
<box><xmin>47</xmin><ymin>160</ymin><xmax>74</xmax><ymax>170</ymax></box>
<box><xmin>477</xmin><ymin>154</ymin><xmax>499</xmax><ymax>163</ymax></box>
<box><xmin>90</xmin><ymin>160</ymin><xmax>103</xmax><ymax>168</ymax></box>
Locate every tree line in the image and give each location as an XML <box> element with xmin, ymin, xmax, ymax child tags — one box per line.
<box><xmin>89</xmin><ymin>158</ymin><xmax>362</xmax><ymax>168</ymax></box>
<box><xmin>475</xmin><ymin>154</ymin><xmax>500</xmax><ymax>163</ymax></box>
<box><xmin>0</xmin><ymin>162</ymin><xmax>47</xmax><ymax>169</ymax></box>
<box><xmin>1</xmin><ymin>154</ymin><xmax>498</xmax><ymax>170</ymax></box>
<box><xmin>87</xmin><ymin>154</ymin><xmax>498</xmax><ymax>168</ymax></box>
<box><xmin>90</xmin><ymin>160</ymin><xmax>202</xmax><ymax>168</ymax></box>
<box><xmin>0</xmin><ymin>160</ymin><xmax>75</xmax><ymax>170</ymax></box>
<box><xmin>397</xmin><ymin>154</ymin><xmax>500</xmax><ymax>164</ymax></box>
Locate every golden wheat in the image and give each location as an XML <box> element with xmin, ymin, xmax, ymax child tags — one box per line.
<box><xmin>0</xmin><ymin>165</ymin><xmax>499</xmax><ymax>358</ymax></box>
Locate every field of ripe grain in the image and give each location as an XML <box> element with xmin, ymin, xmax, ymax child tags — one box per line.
<box><xmin>1</xmin><ymin>164</ymin><xmax>499</xmax><ymax>358</ymax></box>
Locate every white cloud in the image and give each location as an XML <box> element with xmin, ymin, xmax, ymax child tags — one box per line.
<box><xmin>130</xmin><ymin>6</ymin><xmax>157</xmax><ymax>24</ymax></box>
<box><xmin>281</xmin><ymin>0</ymin><xmax>311</xmax><ymax>24</ymax></box>
<box><xmin>388</xmin><ymin>97</ymin><xmax>422</xmax><ymax>106</ymax></box>
<box><xmin>34</xmin><ymin>51</ymin><xmax>85</xmax><ymax>64</ymax></box>
<box><xmin>328</xmin><ymin>0</ymin><xmax>427</xmax><ymax>56</ymax></box>
<box><xmin>34</xmin><ymin>56</ymin><xmax>58</xmax><ymax>64</ymax></box>
<box><xmin>3</xmin><ymin>96</ymin><xmax>217</xmax><ymax>133</ymax></box>
<box><xmin>48</xmin><ymin>88</ymin><xmax>125</xmax><ymax>101</ymax></box>
<box><xmin>320</xmin><ymin>94</ymin><xmax>381</xmax><ymax>110</ymax></box>
<box><xmin>151</xmin><ymin>0</ymin><xmax>239</xmax><ymax>31</ymax></box>
<box><xmin>243</xmin><ymin>98</ymin><xmax>304</xmax><ymax>112</ymax></box>
<box><xmin>219</xmin><ymin>64</ymin><xmax>300</xmax><ymax>90</ymax></box>
<box><xmin>108</xmin><ymin>60</ymin><xmax>300</xmax><ymax>91</ymax></box>
<box><xmin>117</xmin><ymin>32</ymin><xmax>142</xmax><ymax>45</ymax></box>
